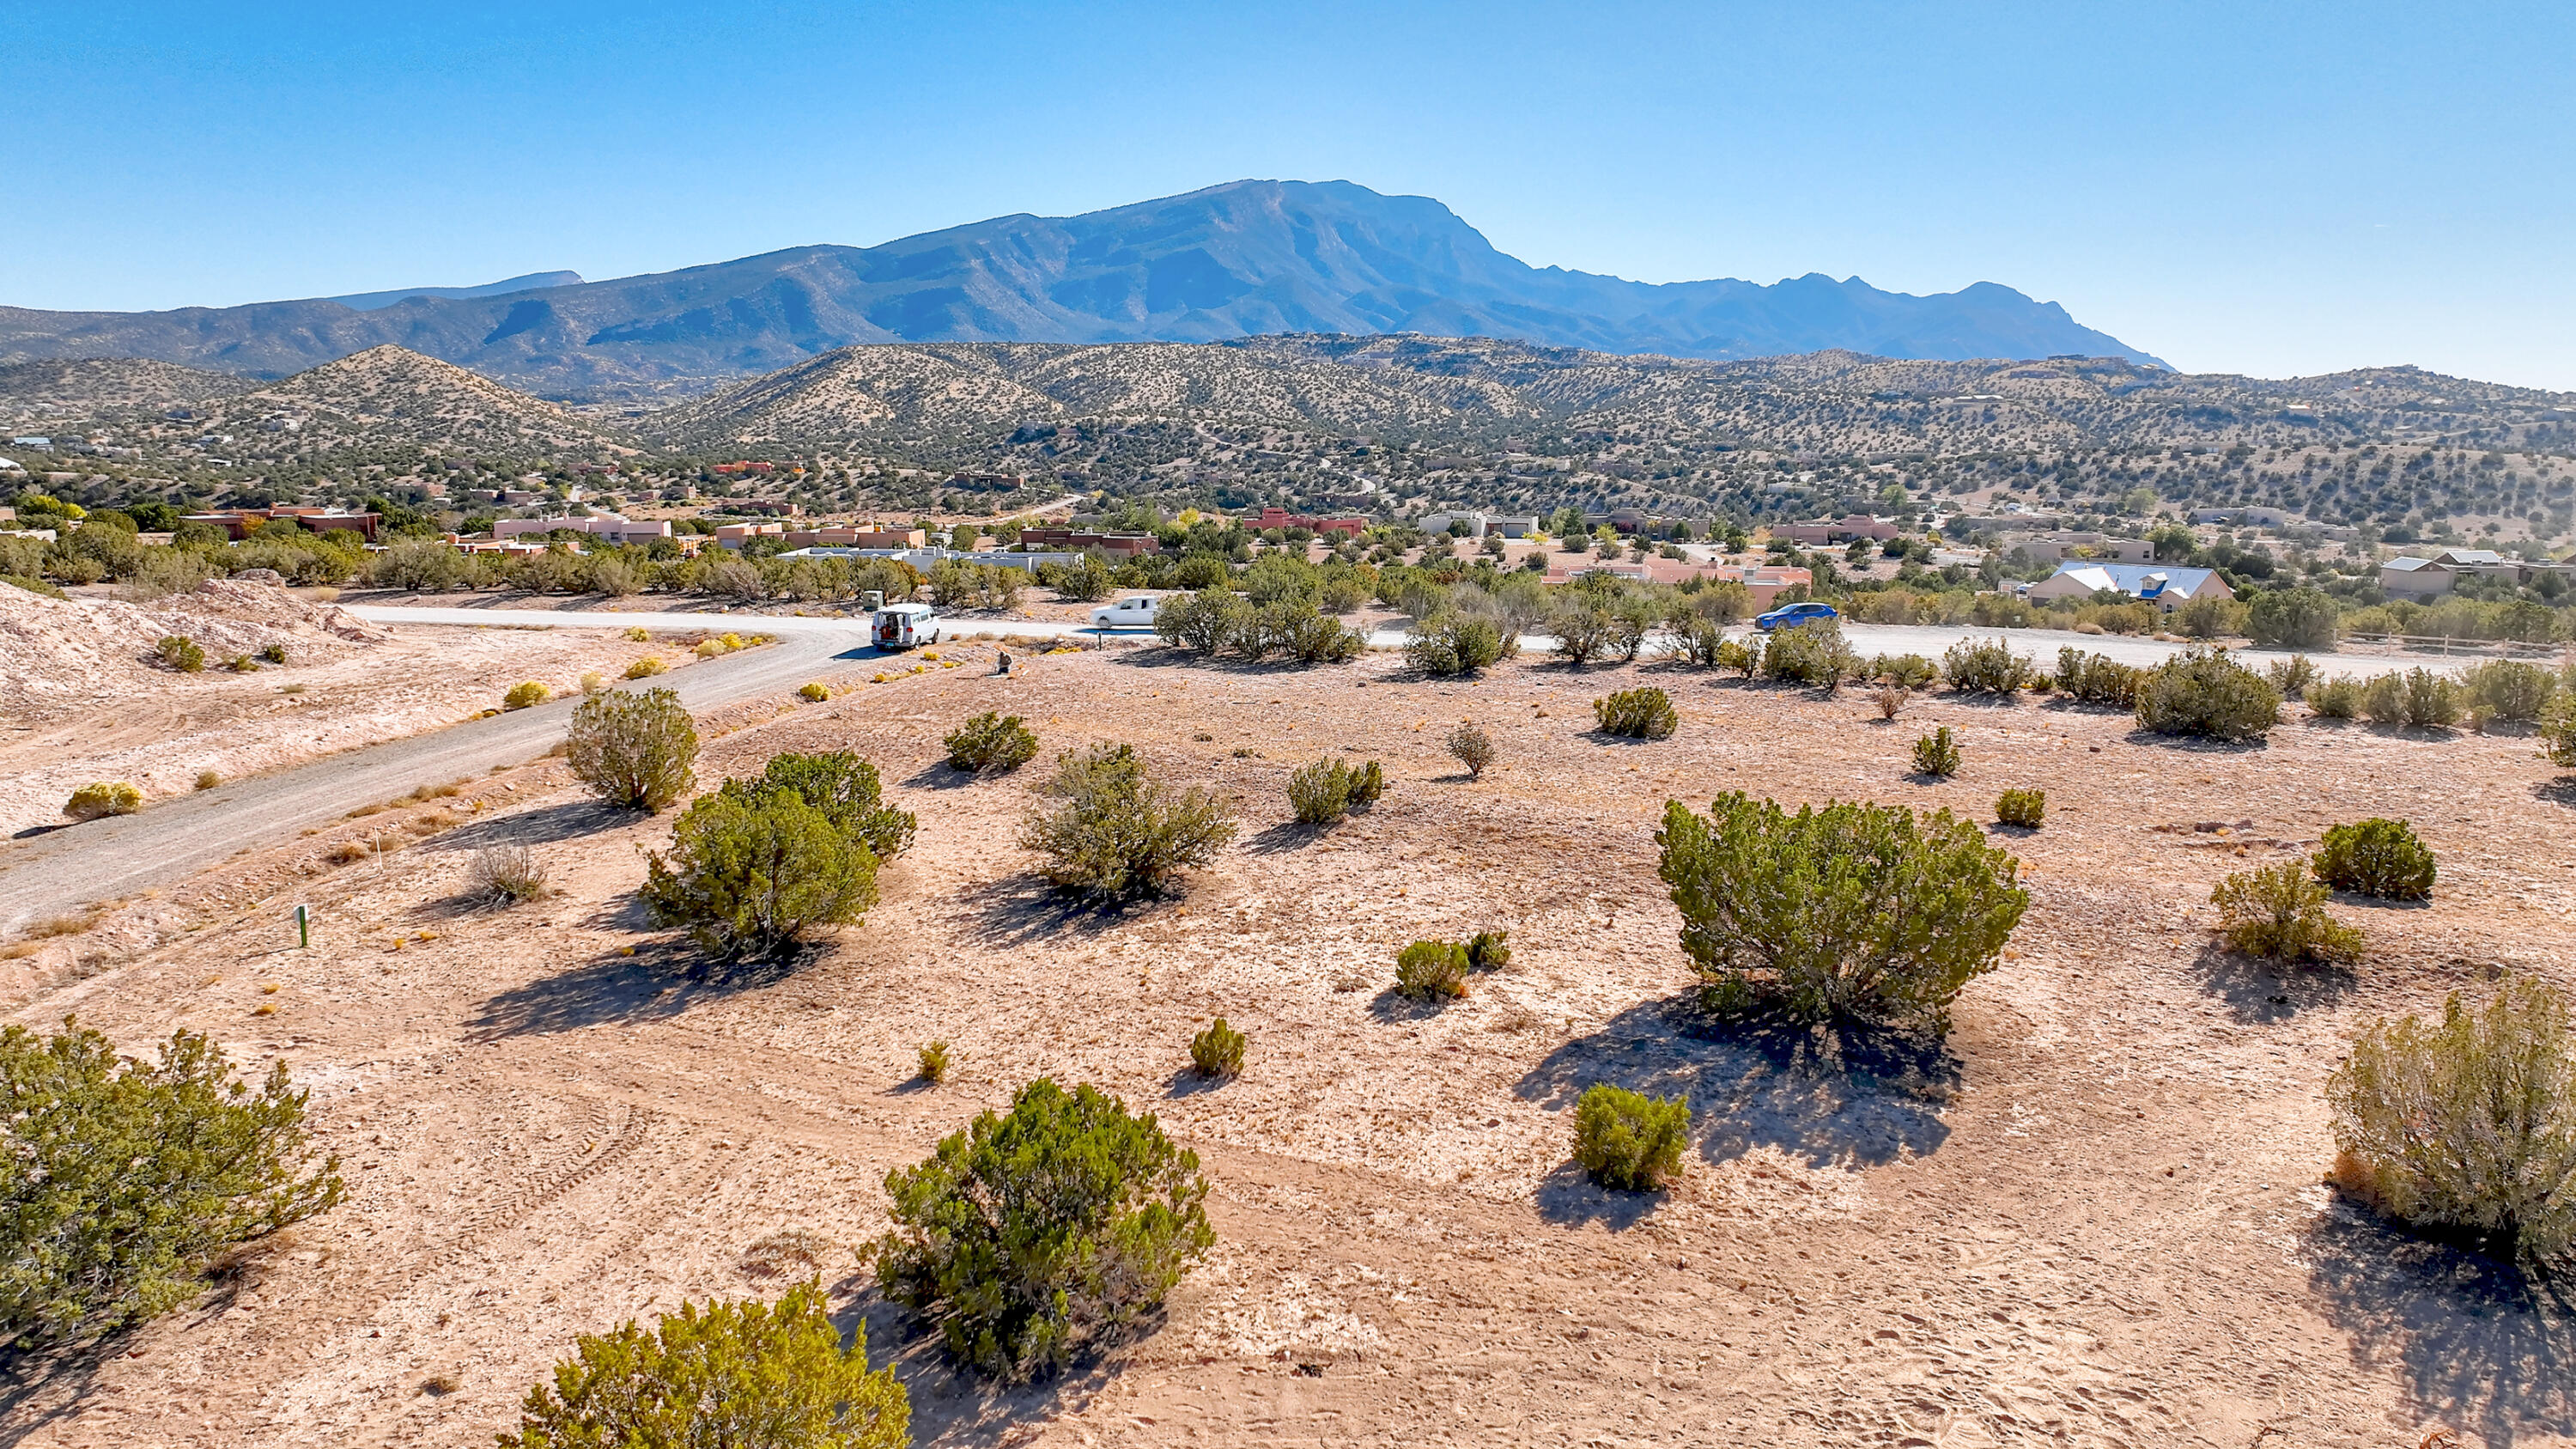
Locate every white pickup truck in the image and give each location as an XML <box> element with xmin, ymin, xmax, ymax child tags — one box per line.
<box><xmin>1087</xmin><ymin>595</ymin><xmax>1164</xmax><ymax>630</ymax></box>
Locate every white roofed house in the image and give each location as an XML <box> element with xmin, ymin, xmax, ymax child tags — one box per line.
<box><xmin>2026</xmin><ymin>562</ymin><xmax>2234</xmax><ymax>611</ymax></box>
<box><xmin>2378</xmin><ymin>549</ymin><xmax>2525</xmax><ymax>601</ymax></box>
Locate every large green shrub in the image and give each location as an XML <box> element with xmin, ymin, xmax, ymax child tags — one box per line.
<box><xmin>568</xmin><ymin>688</ymin><xmax>700</xmax><ymax>812</ymax></box>
<box><xmin>2210</xmin><ymin>862</ymin><xmax>2363</xmax><ymax>965</ymax></box>
<box><xmin>1759</xmin><ymin>619</ymin><xmax>1856</xmax><ymax>686</ymax></box>
<box><xmin>2054</xmin><ymin>648</ymin><xmax>2143</xmax><ymax>708</ymax></box>
<box><xmin>2309</xmin><ymin>675</ymin><xmax>2362</xmax><ymax>719</ymax></box>
<box><xmin>1406</xmin><ymin>615</ymin><xmax>1508</xmax><ymax>677</ymax></box>
<box><xmin>0</xmin><ymin>1020</ymin><xmax>343</xmax><ymax>1347</ymax></box>
<box><xmin>2461</xmin><ymin>659</ymin><xmax>2555</xmax><ymax>723</ymax></box>
<box><xmin>63</xmin><ymin>781</ymin><xmax>142</xmax><ymax>821</ymax></box>
<box><xmin>724</xmin><ymin>751</ymin><xmax>915</xmax><ymax>861</ymax></box>
<box><xmin>1019</xmin><ymin>745</ymin><xmax>1235</xmax><ymax>900</ymax></box>
<box><xmin>2247</xmin><ymin>588</ymin><xmax>2341</xmax><ymax>650</ymax></box>
<box><xmin>641</xmin><ymin>790</ymin><xmax>880</xmax><ymax>959</ymax></box>
<box><xmin>2133</xmin><ymin>646</ymin><xmax>2280</xmax><ymax>742</ymax></box>
<box><xmin>1593</xmin><ymin>687</ymin><xmax>1677</xmax><ymax>739</ymax></box>
<box><xmin>2364</xmin><ymin>667</ymin><xmax>2461</xmax><ymax>729</ymax></box>
<box><xmin>2327</xmin><ymin>974</ymin><xmax>2576</xmax><ymax>1263</ymax></box>
<box><xmin>1656</xmin><ymin>794</ymin><xmax>2027</xmax><ymax>1032</ymax></box>
<box><xmin>946</xmin><ymin>711</ymin><xmax>1040</xmax><ymax>774</ymax></box>
<box><xmin>2312</xmin><ymin>818</ymin><xmax>2435</xmax><ymax>900</ymax></box>
<box><xmin>871</xmin><ymin>1079</ymin><xmax>1213</xmax><ymax>1380</ymax></box>
<box><xmin>1573</xmin><ymin>1084</ymin><xmax>1692</xmax><ymax>1191</ymax></box>
<box><xmin>501</xmin><ymin>1283</ymin><xmax>908</xmax><ymax>1449</ymax></box>
<box><xmin>1549</xmin><ymin>603</ymin><xmax>1619</xmax><ymax>665</ymax></box>
<box><xmin>1287</xmin><ymin>758</ymin><xmax>1357</xmax><ymax>824</ymax></box>
<box><xmin>1941</xmin><ymin>636</ymin><xmax>2033</xmax><ymax>695</ymax></box>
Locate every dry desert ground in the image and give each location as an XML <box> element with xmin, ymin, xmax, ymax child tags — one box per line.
<box><xmin>4</xmin><ymin>636</ymin><xmax>2574</xmax><ymax>1449</ymax></box>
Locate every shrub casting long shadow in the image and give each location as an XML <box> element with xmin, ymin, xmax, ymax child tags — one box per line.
<box><xmin>829</xmin><ymin>1286</ymin><xmax>1128</xmax><ymax>1449</ymax></box>
<box><xmin>2193</xmin><ymin>940</ymin><xmax>2357</xmax><ymax>1025</ymax></box>
<box><xmin>2304</xmin><ymin>1198</ymin><xmax>2576</xmax><ymax>1447</ymax></box>
<box><xmin>961</xmin><ymin>871</ymin><xmax>1154</xmax><ymax>951</ymax></box>
<box><xmin>417</xmin><ymin>801</ymin><xmax>633</xmax><ymax>852</ymax></box>
<box><xmin>1513</xmin><ymin>995</ymin><xmax>1958</xmax><ymax>1174</ymax></box>
<box><xmin>1532</xmin><ymin>1160</ymin><xmax>1663</xmax><ymax>1232</ymax></box>
<box><xmin>466</xmin><ymin>939</ymin><xmax>800</xmax><ymax>1039</ymax></box>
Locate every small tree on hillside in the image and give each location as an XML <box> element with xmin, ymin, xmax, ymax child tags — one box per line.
<box><xmin>723</xmin><ymin>750</ymin><xmax>915</xmax><ymax>861</ymax></box>
<box><xmin>568</xmin><ymin>688</ymin><xmax>699</xmax><ymax>812</ymax></box>
<box><xmin>641</xmin><ymin>791</ymin><xmax>878</xmax><ymax>959</ymax></box>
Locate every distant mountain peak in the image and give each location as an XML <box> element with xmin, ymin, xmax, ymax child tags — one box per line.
<box><xmin>325</xmin><ymin>271</ymin><xmax>583</xmax><ymax>313</ymax></box>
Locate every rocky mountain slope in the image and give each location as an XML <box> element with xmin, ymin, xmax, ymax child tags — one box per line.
<box><xmin>0</xmin><ymin>357</ymin><xmax>249</xmax><ymax>425</ymax></box>
<box><xmin>0</xmin><ymin>181</ymin><xmax>2154</xmax><ymax>395</ymax></box>
<box><xmin>658</xmin><ymin>333</ymin><xmax>2576</xmax><ymax>458</ymax></box>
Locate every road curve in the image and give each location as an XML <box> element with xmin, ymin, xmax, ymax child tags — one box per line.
<box><xmin>0</xmin><ymin>631</ymin><xmax>872</xmax><ymax>931</ymax></box>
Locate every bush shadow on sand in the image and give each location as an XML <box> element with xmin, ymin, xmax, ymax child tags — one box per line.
<box><xmin>830</xmin><ymin>1284</ymin><xmax>1136</xmax><ymax>1449</ymax></box>
<box><xmin>466</xmin><ymin>936</ymin><xmax>811</xmax><ymax>1039</ymax></box>
<box><xmin>1514</xmin><ymin>995</ymin><xmax>1958</xmax><ymax>1227</ymax></box>
<box><xmin>2305</xmin><ymin>1198</ymin><xmax>2576</xmax><ymax>1447</ymax></box>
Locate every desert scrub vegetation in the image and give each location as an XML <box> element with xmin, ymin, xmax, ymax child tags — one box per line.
<box><xmin>641</xmin><ymin>752</ymin><xmax>904</xmax><ymax>959</ymax></box>
<box><xmin>2211</xmin><ymin>862</ymin><xmax>2364</xmax><ymax>965</ymax></box>
<box><xmin>1288</xmin><ymin>757</ymin><xmax>1384</xmax><ymax>824</ymax></box>
<box><xmin>501</xmin><ymin>680</ymin><xmax>550</xmax><ymax>711</ymax></box>
<box><xmin>2133</xmin><ymin>645</ymin><xmax>2280</xmax><ymax>743</ymax></box>
<box><xmin>623</xmin><ymin>655</ymin><xmax>666</xmax><ymax>679</ymax></box>
<box><xmin>1759</xmin><ymin>619</ymin><xmax>1858</xmax><ymax>687</ymax></box>
<box><xmin>1868</xmin><ymin>652</ymin><xmax>1938</xmax><ymax>690</ymax></box>
<box><xmin>1871</xmin><ymin>686</ymin><xmax>1909</xmax><ymax>720</ymax></box>
<box><xmin>1152</xmin><ymin>591</ymin><xmax>1365</xmax><ymax>664</ymax></box>
<box><xmin>1941</xmin><ymin>636</ymin><xmax>2035</xmax><ymax>695</ymax></box>
<box><xmin>62</xmin><ymin>781</ymin><xmax>143</xmax><ymax>821</ymax></box>
<box><xmin>1394</xmin><ymin>940</ymin><xmax>1470</xmax><ymax>1001</ymax></box>
<box><xmin>2313</xmin><ymin>818</ymin><xmax>2435</xmax><ymax>900</ymax></box>
<box><xmin>1995</xmin><ymin>788</ymin><xmax>2045</xmax><ymax>828</ymax></box>
<box><xmin>1911</xmin><ymin>726</ymin><xmax>1960</xmax><ymax>778</ymax></box>
<box><xmin>1189</xmin><ymin>1018</ymin><xmax>1247</xmax><ymax>1078</ymax></box>
<box><xmin>1656</xmin><ymin>793</ymin><xmax>2028</xmax><ymax>1032</ymax></box>
<box><xmin>871</xmin><ymin>1078</ymin><xmax>1213</xmax><ymax>1380</ymax></box>
<box><xmin>499</xmin><ymin>1283</ymin><xmax>908</xmax><ymax>1449</ymax></box>
<box><xmin>945</xmin><ymin>711</ymin><xmax>1039</xmax><ymax>774</ymax></box>
<box><xmin>1594</xmin><ymin>686</ymin><xmax>1679</xmax><ymax>739</ymax></box>
<box><xmin>1020</xmin><ymin>744</ymin><xmax>1235</xmax><ymax>902</ymax></box>
<box><xmin>1574</xmin><ymin>1084</ymin><xmax>1692</xmax><ymax>1191</ymax></box>
<box><xmin>2362</xmin><ymin>667</ymin><xmax>2462</xmax><ymax>730</ymax></box>
<box><xmin>2054</xmin><ymin>648</ymin><xmax>2144</xmax><ymax>708</ymax></box>
<box><xmin>465</xmin><ymin>843</ymin><xmax>549</xmax><ymax>907</ymax></box>
<box><xmin>2308</xmin><ymin>675</ymin><xmax>2362</xmax><ymax>719</ymax></box>
<box><xmin>2546</xmin><ymin>693</ymin><xmax>2576</xmax><ymax>769</ymax></box>
<box><xmin>0</xmin><ymin>1020</ymin><xmax>343</xmax><ymax>1348</ymax></box>
<box><xmin>1406</xmin><ymin>613</ymin><xmax>1510</xmax><ymax>677</ymax></box>
<box><xmin>796</xmin><ymin>681</ymin><xmax>829</xmax><ymax>703</ymax></box>
<box><xmin>155</xmin><ymin>634</ymin><xmax>204</xmax><ymax>672</ymax></box>
<box><xmin>568</xmin><ymin>688</ymin><xmax>699</xmax><ymax>813</ymax></box>
<box><xmin>1445</xmin><ymin>722</ymin><xmax>1496</xmax><ymax>778</ymax></box>
<box><xmin>917</xmin><ymin>1041</ymin><xmax>951</xmax><ymax>1085</ymax></box>
<box><xmin>2326</xmin><ymin>974</ymin><xmax>2576</xmax><ymax>1265</ymax></box>
<box><xmin>2460</xmin><ymin>659</ymin><xmax>2556</xmax><ymax>723</ymax></box>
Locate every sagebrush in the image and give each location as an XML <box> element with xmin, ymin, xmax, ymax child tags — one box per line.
<box><xmin>1020</xmin><ymin>745</ymin><xmax>1234</xmax><ymax>901</ymax></box>
<box><xmin>2211</xmin><ymin>862</ymin><xmax>2363</xmax><ymax>965</ymax></box>
<box><xmin>2327</xmin><ymin>974</ymin><xmax>2576</xmax><ymax>1263</ymax></box>
<box><xmin>567</xmin><ymin>689</ymin><xmax>698</xmax><ymax>812</ymax></box>
<box><xmin>2312</xmin><ymin>818</ymin><xmax>2435</xmax><ymax>900</ymax></box>
<box><xmin>1189</xmin><ymin>1018</ymin><xmax>1246</xmax><ymax>1078</ymax></box>
<box><xmin>1593</xmin><ymin>687</ymin><xmax>1678</xmax><ymax>740</ymax></box>
<box><xmin>945</xmin><ymin>711</ymin><xmax>1040</xmax><ymax>774</ymax></box>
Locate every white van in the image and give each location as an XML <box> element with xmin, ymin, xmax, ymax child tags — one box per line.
<box><xmin>872</xmin><ymin>602</ymin><xmax>942</xmax><ymax>649</ymax></box>
<box><xmin>1088</xmin><ymin>595</ymin><xmax>1163</xmax><ymax>630</ymax></box>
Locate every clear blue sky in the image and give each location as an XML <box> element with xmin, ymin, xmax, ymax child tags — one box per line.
<box><xmin>4</xmin><ymin>1</ymin><xmax>2571</xmax><ymax>387</ymax></box>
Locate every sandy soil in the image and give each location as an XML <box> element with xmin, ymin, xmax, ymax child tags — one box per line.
<box><xmin>4</xmin><ymin>643</ymin><xmax>2573</xmax><ymax>1448</ymax></box>
<box><xmin>0</xmin><ymin>592</ymin><xmax>713</xmax><ymax>836</ymax></box>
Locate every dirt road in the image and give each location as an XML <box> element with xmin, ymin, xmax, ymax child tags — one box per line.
<box><xmin>0</xmin><ymin>632</ymin><xmax>871</xmax><ymax>929</ymax></box>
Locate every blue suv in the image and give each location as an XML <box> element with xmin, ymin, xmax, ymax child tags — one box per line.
<box><xmin>1753</xmin><ymin>601</ymin><xmax>1840</xmax><ymax>631</ymax></box>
